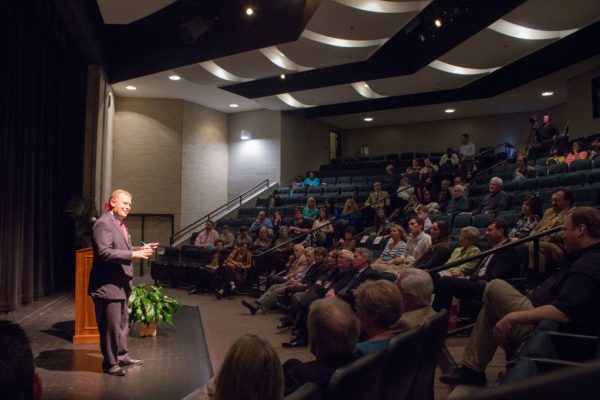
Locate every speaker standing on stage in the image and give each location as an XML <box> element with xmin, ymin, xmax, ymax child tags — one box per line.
<box><xmin>89</xmin><ymin>189</ymin><xmax>158</xmax><ymax>376</ymax></box>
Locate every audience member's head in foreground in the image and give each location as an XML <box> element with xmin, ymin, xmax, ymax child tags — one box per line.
<box><xmin>215</xmin><ymin>334</ymin><xmax>283</xmax><ymax>400</ymax></box>
<box><xmin>0</xmin><ymin>320</ymin><xmax>41</xmax><ymax>400</ymax></box>
<box><xmin>308</xmin><ymin>297</ymin><xmax>359</xmax><ymax>361</ymax></box>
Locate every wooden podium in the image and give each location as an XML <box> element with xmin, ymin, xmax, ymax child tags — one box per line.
<box><xmin>73</xmin><ymin>248</ymin><xmax>99</xmax><ymax>344</ymax></box>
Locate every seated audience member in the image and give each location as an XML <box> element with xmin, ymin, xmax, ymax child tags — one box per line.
<box><xmin>365</xmin><ymin>181</ymin><xmax>390</xmax><ymax>223</ymax></box>
<box><xmin>183</xmin><ymin>334</ymin><xmax>283</xmax><ymax>400</ymax></box>
<box><xmin>403</xmin><ymin>194</ymin><xmax>421</xmax><ymax>219</ymax></box>
<box><xmin>188</xmin><ymin>240</ymin><xmax>227</xmax><ymax>294</ymax></box>
<box><xmin>441</xmin><ymin>207</ymin><xmax>600</xmax><ymax>386</ymax></box>
<box><xmin>514</xmin><ymin>153</ymin><xmax>535</xmax><ymax>181</ymax></box>
<box><xmin>305</xmin><ymin>208</ymin><xmax>334</xmax><ymax>247</ymax></box>
<box><xmin>302</xmin><ymin>197</ymin><xmax>319</xmax><ymax>220</ymax></box>
<box><xmin>279</xmin><ymin>250</ymin><xmax>356</xmax><ymax>346</ymax></box>
<box><xmin>405</xmin><ymin>158</ymin><xmax>421</xmax><ymax>175</ymax></box>
<box><xmin>396</xmin><ymin>176</ymin><xmax>414</xmax><ymax>208</ymax></box>
<box><xmin>324</xmin><ymin>248</ymin><xmax>379</xmax><ymax>306</ymax></box>
<box><xmin>338</xmin><ymin>197</ymin><xmax>362</xmax><ymax>233</ymax></box>
<box><xmin>589</xmin><ymin>137</ymin><xmax>600</xmax><ymax>160</ymax></box>
<box><xmin>323</xmin><ymin>198</ymin><xmax>339</xmax><ymax>220</ymax></box>
<box><xmin>446</xmin><ymin>185</ymin><xmax>470</xmax><ymax>214</ymax></box>
<box><xmin>526</xmin><ymin>188</ymin><xmax>573</xmax><ymax>272</ymax></box>
<box><xmin>440</xmin><ymin>147</ymin><xmax>459</xmax><ymax>168</ymax></box>
<box><xmin>508</xmin><ymin>194</ymin><xmax>542</xmax><ymax>240</ymax></box>
<box><xmin>283</xmin><ymin>298</ymin><xmax>360</xmax><ymax>395</ymax></box>
<box><xmin>282</xmin><ymin>247</ymin><xmax>329</xmax><ymax>300</ymax></box>
<box><xmin>266</xmin><ymin>226</ymin><xmax>294</xmax><ymax>275</ymax></box>
<box><xmin>420</xmin><ymin>190</ymin><xmax>440</xmax><ymax>216</ymax></box>
<box><xmin>267</xmin><ymin>190</ymin><xmax>282</xmax><ymax>209</ymax></box>
<box><xmin>249</xmin><ymin>211</ymin><xmax>274</xmax><ymax>236</ymax></box>
<box><xmin>439</xmin><ymin>226</ymin><xmax>481</xmax><ymax>276</ymax></box>
<box><xmin>219</xmin><ymin>224</ymin><xmax>235</xmax><ymax>250</ymax></box>
<box><xmin>546</xmin><ymin>146</ymin><xmax>565</xmax><ymax>168</ymax></box>
<box><xmin>432</xmin><ymin>219</ymin><xmax>519</xmax><ymax>313</ymax></box>
<box><xmin>214</xmin><ymin>242</ymin><xmax>253</xmax><ymax>300</ymax></box>
<box><xmin>565</xmin><ymin>140</ymin><xmax>588</xmax><ymax>166</ymax></box>
<box><xmin>272</xmin><ymin>210</ymin><xmax>284</xmax><ymax>239</ymax></box>
<box><xmin>234</xmin><ymin>225</ymin><xmax>254</xmax><ymax>248</ymax></box>
<box><xmin>475</xmin><ymin>177</ymin><xmax>510</xmax><ymax>214</ymax></box>
<box><xmin>250</xmin><ymin>227</ymin><xmax>273</xmax><ymax>275</ymax></box>
<box><xmin>194</xmin><ymin>219</ymin><xmax>220</xmax><ymax>250</ymax></box>
<box><xmin>0</xmin><ymin>320</ymin><xmax>42</xmax><ymax>400</ymax></box>
<box><xmin>303</xmin><ymin>171</ymin><xmax>320</xmax><ymax>187</ymax></box>
<box><xmin>398</xmin><ymin>217</ymin><xmax>432</xmax><ymax>267</ymax></box>
<box><xmin>288</xmin><ymin>208</ymin><xmax>312</xmax><ymax>241</ymax></box>
<box><xmin>381</xmin><ymin>163</ymin><xmax>400</xmax><ymax>186</ymax></box>
<box><xmin>414</xmin><ymin>221</ymin><xmax>452</xmax><ymax>270</ymax></box>
<box><xmin>371</xmin><ymin>224</ymin><xmax>408</xmax><ymax>279</ymax></box>
<box><xmin>242</xmin><ymin>248</ymin><xmax>317</xmax><ymax>315</ymax></box>
<box><xmin>419</xmin><ymin>158</ymin><xmax>438</xmax><ymax>194</ymax></box>
<box><xmin>337</xmin><ymin>226</ymin><xmax>357</xmax><ymax>251</ymax></box>
<box><xmin>391</xmin><ymin>268</ymin><xmax>436</xmax><ymax>331</ymax></box>
<box><xmin>270</xmin><ymin>244</ymin><xmax>308</xmax><ymax>287</ymax></box>
<box><xmin>292</xmin><ymin>175</ymin><xmax>305</xmax><ymax>188</ymax></box>
<box><xmin>355</xmin><ymin>280</ymin><xmax>404</xmax><ymax>355</ymax></box>
<box><xmin>416</xmin><ymin>205</ymin><xmax>432</xmax><ymax>233</ymax></box>
<box><xmin>451</xmin><ymin>176</ymin><xmax>470</xmax><ymax>198</ymax></box>
<box><xmin>372</xmin><ymin>208</ymin><xmax>388</xmax><ymax>236</ymax></box>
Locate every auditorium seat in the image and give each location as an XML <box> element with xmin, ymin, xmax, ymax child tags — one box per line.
<box><xmin>277</xmin><ymin>187</ymin><xmax>291</xmax><ymax>196</ymax></box>
<box><xmin>325</xmin><ymin>348</ymin><xmax>388</xmax><ymax>400</ymax></box>
<box><xmin>570</xmin><ymin>159</ymin><xmax>592</xmax><ymax>171</ymax></box>
<box><xmin>586</xmin><ymin>169</ymin><xmax>600</xmax><ymax>185</ymax></box>
<box><xmin>322</xmin><ymin>177</ymin><xmax>336</xmax><ymax>186</ymax></box>
<box><xmin>548</xmin><ymin>162</ymin><xmax>568</xmax><ymax>175</ymax></box>
<box><xmin>340</xmin><ymin>186</ymin><xmax>358</xmax><ymax>197</ymax></box>
<box><xmin>473</xmin><ymin>213</ymin><xmax>493</xmax><ymax>235</ymax></box>
<box><xmin>519</xmin><ymin>178</ymin><xmax>538</xmax><ymax>191</ymax></box>
<box><xmin>380</xmin><ymin>327</ymin><xmax>423</xmax><ymax>400</ymax></box>
<box><xmin>534</xmin><ymin>166</ymin><xmax>547</xmax><ymax>177</ymax></box>
<box><xmin>503</xmin><ymin>180</ymin><xmax>519</xmax><ymax>192</ymax></box>
<box><xmin>560</xmin><ymin>171</ymin><xmax>586</xmax><ymax>187</ymax></box>
<box><xmin>572</xmin><ymin>186</ymin><xmax>598</xmax><ymax>207</ymax></box>
<box><xmin>451</xmin><ymin>214</ymin><xmax>472</xmax><ymax>238</ymax></box>
<box><xmin>538</xmin><ymin>175</ymin><xmax>561</xmax><ymax>189</ymax></box>
<box><xmin>322</xmin><ymin>187</ymin><xmax>340</xmax><ymax>199</ymax></box>
<box><xmin>497</xmin><ymin>210</ymin><xmax>521</xmax><ymax>228</ymax></box>
<box><xmin>336</xmin><ymin>176</ymin><xmax>352</xmax><ymax>186</ymax></box>
<box><xmin>352</xmin><ymin>176</ymin><xmax>368</xmax><ymax>185</ymax></box>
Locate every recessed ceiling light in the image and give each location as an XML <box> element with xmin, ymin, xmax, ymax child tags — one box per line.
<box><xmin>229</xmin><ymin>103</ymin><xmax>239</xmax><ymax>108</ymax></box>
<box><xmin>445</xmin><ymin>108</ymin><xmax>455</xmax><ymax>113</ymax></box>
<box><xmin>541</xmin><ymin>91</ymin><xmax>554</xmax><ymax>96</ymax></box>
<box><xmin>280</xmin><ymin>74</ymin><xmax>286</xmax><ymax>79</ymax></box>
<box><xmin>125</xmin><ymin>85</ymin><xmax>136</xmax><ymax>91</ymax></box>
<box><xmin>169</xmin><ymin>75</ymin><xmax>181</xmax><ymax>81</ymax></box>
<box><xmin>246</xmin><ymin>7</ymin><xmax>254</xmax><ymax>16</ymax></box>
<box><xmin>364</xmin><ymin>117</ymin><xmax>373</xmax><ymax>122</ymax></box>
<box><xmin>434</xmin><ymin>19</ymin><xmax>442</xmax><ymax>28</ymax></box>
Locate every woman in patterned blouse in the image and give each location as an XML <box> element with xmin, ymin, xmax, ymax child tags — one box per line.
<box><xmin>508</xmin><ymin>194</ymin><xmax>542</xmax><ymax>240</ymax></box>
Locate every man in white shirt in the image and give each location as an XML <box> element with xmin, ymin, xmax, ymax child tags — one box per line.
<box><xmin>400</xmin><ymin>217</ymin><xmax>432</xmax><ymax>266</ymax></box>
<box><xmin>459</xmin><ymin>133</ymin><xmax>476</xmax><ymax>179</ymax></box>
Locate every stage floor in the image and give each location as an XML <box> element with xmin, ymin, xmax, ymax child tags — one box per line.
<box><xmin>9</xmin><ymin>294</ymin><xmax>211</xmax><ymax>400</ymax></box>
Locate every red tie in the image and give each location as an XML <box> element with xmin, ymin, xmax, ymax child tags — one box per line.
<box><xmin>120</xmin><ymin>221</ymin><xmax>129</xmax><ymax>242</ymax></box>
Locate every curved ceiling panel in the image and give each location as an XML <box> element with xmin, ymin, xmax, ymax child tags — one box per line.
<box><xmin>307</xmin><ymin>0</ymin><xmax>420</xmax><ymax>40</ymax></box>
<box><xmin>212</xmin><ymin>51</ymin><xmax>285</xmax><ymax>80</ymax></box>
<box><xmin>291</xmin><ymin>84</ymin><xmax>364</xmax><ymax>106</ymax></box>
<box><xmin>97</xmin><ymin>0</ymin><xmax>175</xmax><ymax>24</ymax></box>
<box><xmin>173</xmin><ymin>64</ymin><xmax>228</xmax><ymax>86</ymax></box>
<box><xmin>438</xmin><ymin>28</ymin><xmax>554</xmax><ymax>69</ymax></box>
<box><xmin>277</xmin><ymin>37</ymin><xmax>378</xmax><ymax>69</ymax></box>
<box><xmin>332</xmin><ymin>0</ymin><xmax>430</xmax><ymax>14</ymax></box>
<box><xmin>501</xmin><ymin>0</ymin><xmax>600</xmax><ymax>31</ymax></box>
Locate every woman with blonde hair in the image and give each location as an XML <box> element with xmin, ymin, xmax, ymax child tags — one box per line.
<box><xmin>439</xmin><ymin>226</ymin><xmax>480</xmax><ymax>277</ymax></box>
<box><xmin>183</xmin><ymin>334</ymin><xmax>283</xmax><ymax>400</ymax></box>
<box><xmin>302</xmin><ymin>197</ymin><xmax>318</xmax><ymax>220</ymax></box>
<box><xmin>371</xmin><ymin>224</ymin><xmax>408</xmax><ymax>280</ymax></box>
<box><xmin>355</xmin><ymin>280</ymin><xmax>404</xmax><ymax>355</ymax></box>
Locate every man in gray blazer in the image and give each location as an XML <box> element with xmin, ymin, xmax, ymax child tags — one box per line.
<box><xmin>89</xmin><ymin>189</ymin><xmax>157</xmax><ymax>376</ymax></box>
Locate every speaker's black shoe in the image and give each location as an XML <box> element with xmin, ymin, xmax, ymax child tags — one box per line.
<box><xmin>119</xmin><ymin>358</ymin><xmax>143</xmax><ymax>367</ymax></box>
<box><xmin>277</xmin><ymin>316</ymin><xmax>294</xmax><ymax>329</ymax></box>
<box><xmin>104</xmin><ymin>365</ymin><xmax>126</xmax><ymax>376</ymax></box>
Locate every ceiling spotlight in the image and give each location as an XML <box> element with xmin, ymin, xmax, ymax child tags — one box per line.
<box><xmin>445</xmin><ymin>108</ymin><xmax>455</xmax><ymax>113</ymax></box>
<box><xmin>434</xmin><ymin>19</ymin><xmax>442</xmax><ymax>28</ymax></box>
<box><xmin>125</xmin><ymin>85</ymin><xmax>136</xmax><ymax>91</ymax></box>
<box><xmin>280</xmin><ymin>74</ymin><xmax>286</xmax><ymax>80</ymax></box>
<box><xmin>241</xmin><ymin>130</ymin><xmax>252</xmax><ymax>140</ymax></box>
<box><xmin>169</xmin><ymin>75</ymin><xmax>181</xmax><ymax>81</ymax></box>
<box><xmin>364</xmin><ymin>117</ymin><xmax>374</xmax><ymax>122</ymax></box>
<box><xmin>541</xmin><ymin>91</ymin><xmax>554</xmax><ymax>97</ymax></box>
<box><xmin>229</xmin><ymin>103</ymin><xmax>239</xmax><ymax>108</ymax></box>
<box><xmin>246</xmin><ymin>7</ymin><xmax>254</xmax><ymax>16</ymax></box>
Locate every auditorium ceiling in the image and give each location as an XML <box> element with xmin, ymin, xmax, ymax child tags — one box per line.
<box><xmin>62</xmin><ymin>0</ymin><xmax>600</xmax><ymax>129</ymax></box>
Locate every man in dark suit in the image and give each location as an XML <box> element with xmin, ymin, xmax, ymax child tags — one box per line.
<box><xmin>283</xmin><ymin>297</ymin><xmax>360</xmax><ymax>395</ymax></box>
<box><xmin>89</xmin><ymin>189</ymin><xmax>157</xmax><ymax>376</ymax></box>
<box><xmin>432</xmin><ymin>219</ymin><xmax>519</xmax><ymax>313</ymax></box>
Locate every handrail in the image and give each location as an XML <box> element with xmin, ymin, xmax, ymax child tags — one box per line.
<box><xmin>255</xmin><ymin>184</ymin><xmax>414</xmax><ymax>257</ymax></box>
<box><xmin>426</xmin><ymin>225</ymin><xmax>563</xmax><ymax>280</ymax></box>
<box><xmin>171</xmin><ymin>179</ymin><xmax>271</xmax><ymax>245</ymax></box>
<box><xmin>473</xmin><ymin>142</ymin><xmax>514</xmax><ymax>160</ymax></box>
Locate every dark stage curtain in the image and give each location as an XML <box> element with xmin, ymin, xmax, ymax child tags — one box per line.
<box><xmin>0</xmin><ymin>1</ymin><xmax>87</xmax><ymax>311</ymax></box>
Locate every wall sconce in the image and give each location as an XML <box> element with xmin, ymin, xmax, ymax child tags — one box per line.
<box><xmin>241</xmin><ymin>130</ymin><xmax>252</xmax><ymax>140</ymax></box>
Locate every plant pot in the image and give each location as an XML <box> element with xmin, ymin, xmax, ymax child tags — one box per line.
<box><xmin>136</xmin><ymin>322</ymin><xmax>157</xmax><ymax>337</ymax></box>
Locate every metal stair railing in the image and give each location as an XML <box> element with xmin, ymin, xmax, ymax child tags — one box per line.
<box><xmin>171</xmin><ymin>179</ymin><xmax>272</xmax><ymax>246</ymax></box>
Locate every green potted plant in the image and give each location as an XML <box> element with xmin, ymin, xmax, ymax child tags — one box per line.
<box><xmin>65</xmin><ymin>195</ymin><xmax>98</xmax><ymax>249</ymax></box>
<box><xmin>129</xmin><ymin>284</ymin><xmax>181</xmax><ymax>337</ymax></box>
